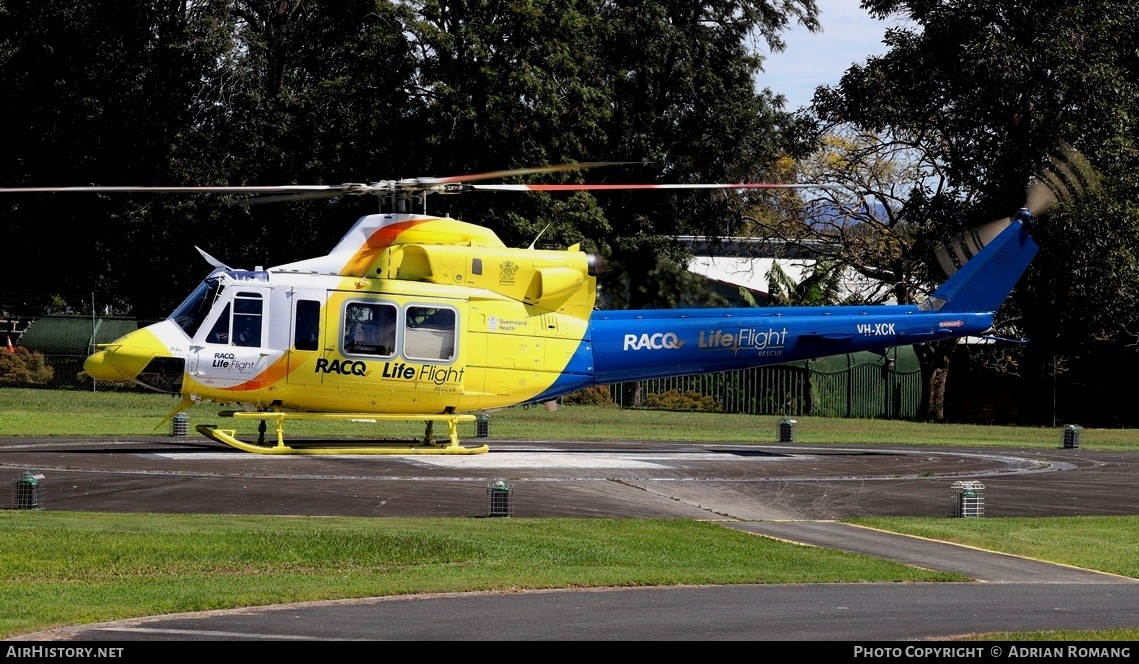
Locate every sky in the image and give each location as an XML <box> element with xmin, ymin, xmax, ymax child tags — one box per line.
<box><xmin>758</xmin><ymin>1</ymin><xmax>897</xmax><ymax>111</ymax></box>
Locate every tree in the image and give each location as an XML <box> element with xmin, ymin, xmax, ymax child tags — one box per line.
<box><xmin>816</xmin><ymin>0</ymin><xmax>1137</xmax><ymax>216</ymax></box>
<box><xmin>1</xmin><ymin>1</ymin><xmax>824</xmax><ymax>320</ymax></box>
<box><xmin>777</xmin><ymin>128</ymin><xmax>951</xmax><ymax>303</ymax></box>
<box><xmin>589</xmin><ymin>0</ymin><xmax>821</xmax><ymax>308</ymax></box>
<box><xmin>399</xmin><ymin>1</ymin><xmax>823</xmax><ymax>309</ymax></box>
<box><xmin>0</xmin><ymin>0</ymin><xmax>230</xmax><ymax>316</ymax></box>
<box><xmin>0</xmin><ymin>1</ymin><xmax>423</xmax><ymax>316</ymax></box>
<box><xmin>183</xmin><ymin>0</ymin><xmax>420</xmax><ymax>271</ymax></box>
<box><xmin>817</xmin><ymin>0</ymin><xmax>1139</xmax><ymax>222</ymax></box>
<box><xmin>810</xmin><ymin>0</ymin><xmax>1139</xmax><ymax>424</ymax></box>
<box><xmin>766</xmin><ymin>259</ymin><xmax>846</xmax><ymax>306</ymax></box>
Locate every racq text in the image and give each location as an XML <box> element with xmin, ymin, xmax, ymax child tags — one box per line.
<box><xmin>854</xmin><ymin>646</ymin><xmax>1131</xmax><ymax>658</ymax></box>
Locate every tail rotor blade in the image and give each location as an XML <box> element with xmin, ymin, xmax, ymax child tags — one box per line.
<box><xmin>1024</xmin><ymin>177</ymin><xmax>1060</xmax><ymax>216</ymax></box>
<box><xmin>1024</xmin><ymin>144</ymin><xmax>1101</xmax><ymax>215</ymax></box>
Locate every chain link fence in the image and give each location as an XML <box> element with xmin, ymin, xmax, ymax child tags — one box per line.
<box><xmin>1</xmin><ymin>315</ymin><xmax>161</xmax><ymax>391</ymax></box>
<box><xmin>607</xmin><ymin>347</ymin><xmax>922</xmax><ymax>418</ymax></box>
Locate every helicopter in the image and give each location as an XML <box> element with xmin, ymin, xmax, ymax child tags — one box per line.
<box><xmin>1</xmin><ymin>163</ymin><xmax>1051</xmax><ymax>454</ymax></box>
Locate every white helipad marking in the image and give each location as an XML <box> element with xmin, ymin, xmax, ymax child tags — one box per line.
<box><xmin>140</xmin><ymin>450</ymin><xmax>820</xmax><ymax>470</ymax></box>
<box><xmin>409</xmin><ymin>453</ymin><xmax>735</xmax><ymax>469</ymax></box>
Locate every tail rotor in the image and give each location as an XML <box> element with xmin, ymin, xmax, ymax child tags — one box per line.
<box><xmin>936</xmin><ymin>145</ymin><xmax>1099</xmax><ymax>277</ymax></box>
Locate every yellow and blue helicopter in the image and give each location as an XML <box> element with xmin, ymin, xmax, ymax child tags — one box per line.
<box><xmin>2</xmin><ymin>164</ymin><xmax>1046</xmax><ymax>454</ymax></box>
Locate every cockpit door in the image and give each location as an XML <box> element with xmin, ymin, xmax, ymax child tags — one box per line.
<box><xmin>188</xmin><ymin>287</ymin><xmax>271</xmax><ymax>388</ymax></box>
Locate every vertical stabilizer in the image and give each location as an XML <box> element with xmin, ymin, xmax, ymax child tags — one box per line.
<box><xmin>933</xmin><ymin>217</ymin><xmax>1012</xmax><ymax>277</ymax></box>
<box><xmin>922</xmin><ymin>210</ymin><xmax>1038</xmax><ymax>314</ymax></box>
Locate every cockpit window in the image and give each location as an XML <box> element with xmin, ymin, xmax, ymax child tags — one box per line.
<box><xmin>203</xmin><ymin>292</ymin><xmax>263</xmax><ymax>346</ymax></box>
<box><xmin>206</xmin><ymin>304</ymin><xmax>231</xmax><ymax>343</ymax></box>
<box><xmin>170</xmin><ymin>277</ymin><xmax>222</xmax><ymax>337</ymax></box>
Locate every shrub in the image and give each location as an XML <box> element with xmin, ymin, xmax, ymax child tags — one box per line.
<box><xmin>642</xmin><ymin>389</ymin><xmax>723</xmax><ymax>413</ymax></box>
<box><xmin>0</xmin><ymin>347</ymin><xmax>55</xmax><ymax>386</ymax></box>
<box><xmin>562</xmin><ymin>385</ymin><xmax>616</xmax><ymax>406</ymax></box>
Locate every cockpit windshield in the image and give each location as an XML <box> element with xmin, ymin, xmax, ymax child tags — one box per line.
<box><xmin>170</xmin><ymin>277</ymin><xmax>223</xmax><ymax>337</ymax></box>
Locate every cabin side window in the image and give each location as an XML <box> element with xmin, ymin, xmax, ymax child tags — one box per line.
<box><xmin>232</xmin><ymin>292</ymin><xmax>264</xmax><ymax>347</ymax></box>
<box><xmin>404</xmin><ymin>306</ymin><xmax>456</xmax><ymax>361</ymax></box>
<box><xmin>293</xmin><ymin>300</ymin><xmax>320</xmax><ymax>351</ymax></box>
<box><xmin>343</xmin><ymin>301</ymin><xmax>397</xmax><ymax>357</ymax></box>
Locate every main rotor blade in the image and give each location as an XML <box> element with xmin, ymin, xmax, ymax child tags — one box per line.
<box><xmin>224</xmin><ymin>190</ymin><xmax>348</xmax><ymax>206</ymax></box>
<box><xmin>0</xmin><ymin>163</ymin><xmax>643</xmax><ymax>200</ymax></box>
<box><xmin>421</xmin><ymin>161</ymin><xmax>641</xmax><ymax>186</ymax></box>
<box><xmin>1</xmin><ymin>162</ymin><xmax>837</xmax><ymax>202</ymax></box>
<box><xmin>0</xmin><ymin>185</ymin><xmax>346</xmax><ymax>195</ymax></box>
<box><xmin>469</xmin><ymin>183</ymin><xmax>839</xmax><ymax>192</ymax></box>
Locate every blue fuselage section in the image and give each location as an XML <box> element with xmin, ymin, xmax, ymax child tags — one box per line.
<box><xmin>586</xmin><ymin>306</ymin><xmax>993</xmax><ymax>384</ymax></box>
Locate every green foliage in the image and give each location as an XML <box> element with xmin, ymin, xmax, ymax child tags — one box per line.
<box><xmin>561</xmin><ymin>385</ymin><xmax>616</xmax><ymax>406</ymax></box>
<box><xmin>766</xmin><ymin>259</ymin><xmax>847</xmax><ymax>306</ymax></box>
<box><xmin>0</xmin><ymin>347</ymin><xmax>54</xmax><ymax>386</ymax></box>
<box><xmin>642</xmin><ymin>388</ymin><xmax>723</xmax><ymax>413</ymax></box>
<box><xmin>599</xmin><ymin>246</ymin><xmax>732</xmax><ymax>309</ymax></box>
<box><xmin>0</xmin><ymin>0</ymin><xmax>823</xmax><ymax>314</ymax></box>
<box><xmin>819</xmin><ymin>0</ymin><xmax>1138</xmax><ymax>217</ymax></box>
<box><xmin>789</xmin><ymin>129</ymin><xmax>939</xmax><ymax>306</ymax></box>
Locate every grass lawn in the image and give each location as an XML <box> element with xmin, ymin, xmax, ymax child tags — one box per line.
<box><xmin>0</xmin><ymin>511</ymin><xmax>959</xmax><ymax>639</ymax></box>
<box><xmin>4</xmin><ymin>387</ymin><xmax>1139</xmax><ymax>449</ymax></box>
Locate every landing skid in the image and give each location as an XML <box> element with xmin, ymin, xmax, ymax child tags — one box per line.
<box><xmin>195</xmin><ymin>411</ymin><xmax>487</xmax><ymax>455</ymax></box>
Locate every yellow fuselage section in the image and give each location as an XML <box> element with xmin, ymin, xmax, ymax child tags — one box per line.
<box><xmin>178</xmin><ymin>279</ymin><xmax>591</xmax><ymax>414</ymax></box>
<box><xmin>87</xmin><ymin>214</ymin><xmax>598</xmax><ymax>416</ymax></box>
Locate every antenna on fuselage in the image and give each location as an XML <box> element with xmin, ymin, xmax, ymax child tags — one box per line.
<box><xmin>527</xmin><ymin>223</ymin><xmax>552</xmax><ymax>250</ymax></box>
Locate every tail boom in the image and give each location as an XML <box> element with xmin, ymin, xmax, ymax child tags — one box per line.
<box><xmin>586</xmin><ymin>308</ymin><xmax>994</xmax><ymax>383</ymax></box>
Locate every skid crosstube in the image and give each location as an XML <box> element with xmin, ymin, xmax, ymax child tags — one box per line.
<box><xmin>195</xmin><ymin>411</ymin><xmax>487</xmax><ymax>455</ymax></box>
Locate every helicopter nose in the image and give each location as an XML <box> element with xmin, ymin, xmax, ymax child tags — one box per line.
<box><xmin>83</xmin><ymin>328</ymin><xmax>170</xmax><ymax>383</ymax></box>
<box><xmin>83</xmin><ymin>350</ymin><xmax>127</xmax><ymax>381</ymax></box>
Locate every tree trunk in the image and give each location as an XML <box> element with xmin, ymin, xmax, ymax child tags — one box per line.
<box><xmin>927</xmin><ymin>355</ymin><xmax>950</xmax><ymax>421</ymax></box>
<box><xmin>620</xmin><ymin>381</ymin><xmax>642</xmax><ymax>408</ymax></box>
